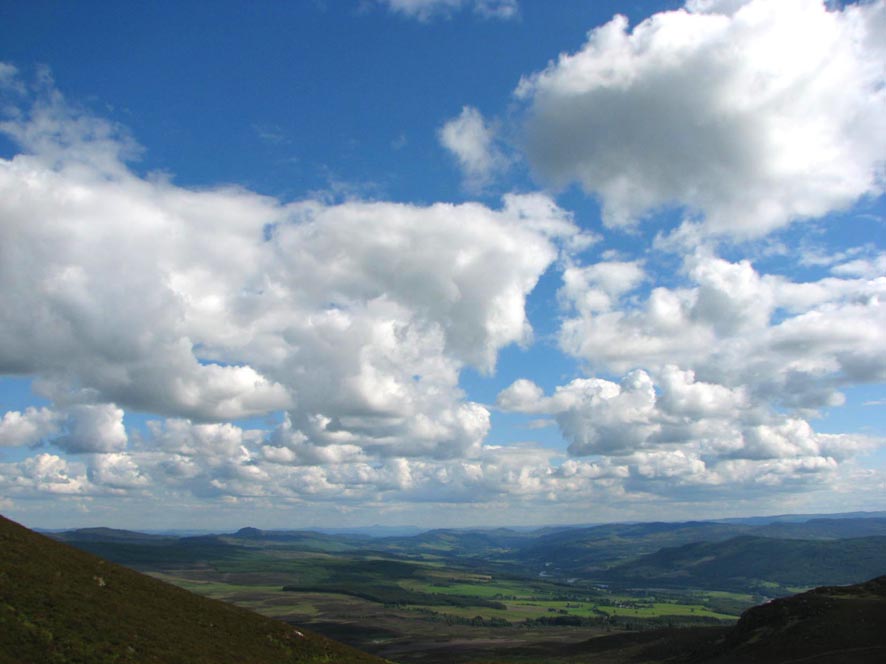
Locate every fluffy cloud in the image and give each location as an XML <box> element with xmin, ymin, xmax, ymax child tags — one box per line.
<box><xmin>495</xmin><ymin>367</ymin><xmax>879</xmax><ymax>505</ymax></box>
<box><xmin>379</xmin><ymin>0</ymin><xmax>518</xmax><ymax>21</ymax></box>
<box><xmin>497</xmin><ymin>365</ymin><xmax>875</xmax><ymax>469</ymax></box>
<box><xmin>439</xmin><ymin>106</ymin><xmax>506</xmax><ymax>191</ymax></box>
<box><xmin>0</xmin><ymin>449</ymin><xmax>151</xmax><ymax>498</ymax></box>
<box><xmin>0</xmin><ymin>407</ymin><xmax>61</xmax><ymax>447</ymax></box>
<box><xmin>620</xmin><ymin>450</ymin><xmax>847</xmax><ymax>502</ymax></box>
<box><xmin>54</xmin><ymin>404</ymin><xmax>128</xmax><ymax>454</ymax></box>
<box><xmin>129</xmin><ymin>435</ymin><xmax>628</xmax><ymax>506</ymax></box>
<box><xmin>139</xmin><ymin>419</ymin><xmax>256</xmax><ymax>458</ymax></box>
<box><xmin>517</xmin><ymin>0</ymin><xmax>886</xmax><ymax>235</ymax></box>
<box><xmin>14</xmin><ymin>454</ymin><xmax>88</xmax><ymax>495</ymax></box>
<box><xmin>87</xmin><ymin>452</ymin><xmax>149</xmax><ymax>491</ymax></box>
<box><xmin>0</xmin><ymin>398</ymin><xmax>875</xmax><ymax>513</ymax></box>
<box><xmin>0</xmin><ymin>71</ymin><xmax>578</xmax><ymax>461</ymax></box>
<box><xmin>98</xmin><ymin>415</ymin><xmax>857</xmax><ymax>507</ymax></box>
<box><xmin>558</xmin><ymin>260</ymin><xmax>645</xmax><ymax>314</ymax></box>
<box><xmin>557</xmin><ymin>251</ymin><xmax>886</xmax><ymax>413</ymax></box>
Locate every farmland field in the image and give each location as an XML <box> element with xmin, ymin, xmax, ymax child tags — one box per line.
<box><xmin>141</xmin><ymin>551</ymin><xmax>742</xmax><ymax>662</ymax></box>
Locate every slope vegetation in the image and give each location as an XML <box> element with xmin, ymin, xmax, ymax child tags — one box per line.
<box><xmin>0</xmin><ymin>515</ymin><xmax>385</xmax><ymax>664</ymax></box>
<box><xmin>695</xmin><ymin>575</ymin><xmax>886</xmax><ymax>663</ymax></box>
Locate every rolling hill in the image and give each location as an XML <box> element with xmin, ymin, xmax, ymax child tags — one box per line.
<box><xmin>51</xmin><ymin>515</ymin><xmax>886</xmax><ymax>592</ymax></box>
<box><xmin>602</xmin><ymin>534</ymin><xmax>886</xmax><ymax>592</ymax></box>
<box><xmin>0</xmin><ymin>514</ymin><xmax>386</xmax><ymax>664</ymax></box>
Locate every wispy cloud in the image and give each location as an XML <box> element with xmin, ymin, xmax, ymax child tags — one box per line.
<box><xmin>252</xmin><ymin>123</ymin><xmax>291</xmax><ymax>146</ymax></box>
<box><xmin>439</xmin><ymin>105</ymin><xmax>508</xmax><ymax>192</ymax></box>
<box><xmin>377</xmin><ymin>0</ymin><xmax>518</xmax><ymax>21</ymax></box>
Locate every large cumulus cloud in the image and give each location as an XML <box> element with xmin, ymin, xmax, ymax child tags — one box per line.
<box><xmin>517</xmin><ymin>0</ymin><xmax>886</xmax><ymax>235</ymax></box>
<box><xmin>0</xmin><ymin>66</ymin><xmax>579</xmax><ymax>462</ymax></box>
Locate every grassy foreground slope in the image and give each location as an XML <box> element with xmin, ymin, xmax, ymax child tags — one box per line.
<box><xmin>0</xmin><ymin>515</ymin><xmax>386</xmax><ymax>664</ymax></box>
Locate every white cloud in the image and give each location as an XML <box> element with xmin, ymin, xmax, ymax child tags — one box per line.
<box><xmin>0</xmin><ymin>63</ymin><xmax>25</xmax><ymax>96</ymax></box>
<box><xmin>831</xmin><ymin>252</ymin><xmax>886</xmax><ymax>279</ymax></box>
<box><xmin>0</xmin><ymin>398</ymin><xmax>877</xmax><ymax>515</ymax></box>
<box><xmin>517</xmin><ymin>0</ymin><xmax>886</xmax><ymax>235</ymax></box>
<box><xmin>472</xmin><ymin>0</ymin><xmax>517</xmax><ymax>19</ymax></box>
<box><xmin>0</xmin><ymin>407</ymin><xmax>61</xmax><ymax>447</ymax></box>
<box><xmin>439</xmin><ymin>106</ymin><xmax>506</xmax><ymax>190</ymax></box>
<box><xmin>0</xmin><ymin>448</ymin><xmax>149</xmax><ymax>497</ymax></box>
<box><xmin>125</xmin><ymin>417</ymin><xmax>863</xmax><ymax>507</ymax></box>
<box><xmin>0</xmin><ymin>72</ymin><xmax>578</xmax><ymax>461</ymax></box>
<box><xmin>379</xmin><ymin>0</ymin><xmax>518</xmax><ymax>21</ymax></box>
<box><xmin>559</xmin><ymin>260</ymin><xmax>645</xmax><ymax>314</ymax></box>
<box><xmin>497</xmin><ymin>365</ymin><xmax>877</xmax><ymax>467</ymax></box>
<box><xmin>495</xmin><ymin>378</ymin><xmax>545</xmax><ymax>413</ymax></box>
<box><xmin>1</xmin><ymin>42</ymin><xmax>882</xmax><ymax>523</ymax></box>
<box><xmin>557</xmin><ymin>251</ymin><xmax>886</xmax><ymax>414</ymax></box>
<box><xmin>87</xmin><ymin>452</ymin><xmax>149</xmax><ymax>491</ymax></box>
<box><xmin>139</xmin><ymin>419</ymin><xmax>253</xmax><ymax>458</ymax></box>
<box><xmin>54</xmin><ymin>404</ymin><xmax>128</xmax><ymax>454</ymax></box>
<box><xmin>17</xmin><ymin>453</ymin><xmax>88</xmax><ymax>495</ymax></box>
<box><xmin>141</xmin><ymin>440</ymin><xmax>626</xmax><ymax>505</ymax></box>
<box><xmin>621</xmin><ymin>450</ymin><xmax>846</xmax><ymax>499</ymax></box>
<box><xmin>498</xmin><ymin>371</ymin><xmax>659</xmax><ymax>456</ymax></box>
<box><xmin>656</xmin><ymin>365</ymin><xmax>749</xmax><ymax>419</ymax></box>
<box><xmin>494</xmin><ymin>367</ymin><xmax>879</xmax><ymax>505</ymax></box>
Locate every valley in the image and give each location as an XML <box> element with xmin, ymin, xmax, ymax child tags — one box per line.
<box><xmin>48</xmin><ymin>512</ymin><xmax>886</xmax><ymax>662</ymax></box>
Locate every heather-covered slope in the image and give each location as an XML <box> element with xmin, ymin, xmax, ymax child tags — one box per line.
<box><xmin>694</xmin><ymin>575</ymin><xmax>886</xmax><ymax>663</ymax></box>
<box><xmin>0</xmin><ymin>515</ymin><xmax>385</xmax><ymax>664</ymax></box>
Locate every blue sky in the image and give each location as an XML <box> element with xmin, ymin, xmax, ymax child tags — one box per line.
<box><xmin>1</xmin><ymin>0</ymin><xmax>885</xmax><ymax>530</ymax></box>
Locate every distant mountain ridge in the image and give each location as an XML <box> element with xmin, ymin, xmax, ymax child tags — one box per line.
<box><xmin>54</xmin><ymin>526</ymin><xmax>176</xmax><ymax>544</ymax></box>
<box><xmin>49</xmin><ymin>513</ymin><xmax>886</xmax><ymax>593</ymax></box>
<box><xmin>713</xmin><ymin>510</ymin><xmax>886</xmax><ymax>525</ymax></box>
<box><xmin>41</xmin><ymin>509</ymin><xmax>886</xmax><ymax>539</ymax></box>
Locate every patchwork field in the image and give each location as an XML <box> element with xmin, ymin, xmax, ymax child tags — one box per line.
<box><xmin>144</xmin><ymin>554</ymin><xmax>742</xmax><ymax>662</ymax></box>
